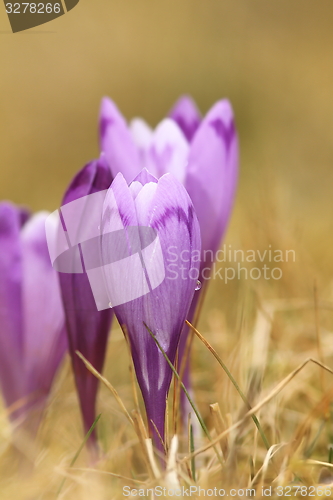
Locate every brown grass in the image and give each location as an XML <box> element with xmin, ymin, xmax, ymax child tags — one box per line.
<box><xmin>1</xmin><ymin>275</ymin><xmax>333</xmax><ymax>499</ymax></box>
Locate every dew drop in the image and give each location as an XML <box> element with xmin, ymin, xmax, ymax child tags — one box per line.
<box><xmin>195</xmin><ymin>280</ymin><xmax>202</xmax><ymax>291</ymax></box>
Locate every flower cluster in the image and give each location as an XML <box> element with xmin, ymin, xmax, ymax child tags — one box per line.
<box><xmin>0</xmin><ymin>96</ymin><xmax>238</xmax><ymax>455</ymax></box>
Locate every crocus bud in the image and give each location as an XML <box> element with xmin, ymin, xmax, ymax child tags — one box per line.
<box><xmin>58</xmin><ymin>156</ymin><xmax>113</xmax><ymax>451</ymax></box>
<box><xmin>0</xmin><ymin>203</ymin><xmax>67</xmax><ymax>435</ymax></box>
<box><xmin>100</xmin><ymin>170</ymin><xmax>201</xmax><ymax>451</ymax></box>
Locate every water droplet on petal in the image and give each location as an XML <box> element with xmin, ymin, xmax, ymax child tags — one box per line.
<box><xmin>195</xmin><ymin>280</ymin><xmax>202</xmax><ymax>291</ymax></box>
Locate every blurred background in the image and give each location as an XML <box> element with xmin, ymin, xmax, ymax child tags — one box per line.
<box><xmin>1</xmin><ymin>2</ymin><xmax>333</xmax><ymax>495</ymax></box>
<box><xmin>1</xmin><ymin>0</ymin><xmax>333</xmax><ymax>320</ymax></box>
<box><xmin>1</xmin><ymin>1</ymin><xmax>333</xmax><ymax>336</ymax></box>
<box><xmin>1</xmin><ymin>2</ymin><xmax>332</xmax><ymax>255</ymax></box>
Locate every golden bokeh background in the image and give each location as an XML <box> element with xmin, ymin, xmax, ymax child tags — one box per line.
<box><xmin>1</xmin><ymin>0</ymin><xmax>333</xmax><ymax>323</ymax></box>
<box><xmin>1</xmin><ymin>3</ymin><xmax>333</xmax><ymax>496</ymax></box>
<box><xmin>0</xmin><ymin>1</ymin><xmax>332</xmax><ymax>319</ymax></box>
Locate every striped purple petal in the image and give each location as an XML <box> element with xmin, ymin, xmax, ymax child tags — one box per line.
<box><xmin>99</xmin><ymin>97</ymin><xmax>141</xmax><ymax>184</ymax></box>
<box><xmin>101</xmin><ymin>171</ymin><xmax>201</xmax><ymax>451</ymax></box>
<box><xmin>59</xmin><ymin>156</ymin><xmax>113</xmax><ymax>448</ymax></box>
<box><xmin>185</xmin><ymin>99</ymin><xmax>239</xmax><ymax>273</ymax></box>
<box><xmin>179</xmin><ymin>100</ymin><xmax>239</xmax><ymax>418</ymax></box>
<box><xmin>131</xmin><ymin>118</ymin><xmax>189</xmax><ymax>183</ymax></box>
<box><xmin>168</xmin><ymin>95</ymin><xmax>202</xmax><ymax>142</ymax></box>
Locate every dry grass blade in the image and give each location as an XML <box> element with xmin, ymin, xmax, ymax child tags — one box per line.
<box><xmin>252</xmin><ymin>443</ymin><xmax>287</xmax><ymax>489</ymax></box>
<box><xmin>131</xmin><ymin>410</ymin><xmax>155</xmax><ymax>479</ymax></box>
<box><xmin>75</xmin><ymin>351</ymin><xmax>134</xmax><ymax>427</ymax></box>
<box><xmin>70</xmin><ymin>468</ymin><xmax>145</xmax><ymax>484</ymax></box>
<box><xmin>174</xmin><ymin>329</ymin><xmax>193</xmax><ymax>435</ymax></box>
<box><xmin>145</xmin><ymin>438</ymin><xmax>161</xmax><ymax>479</ymax></box>
<box><xmin>306</xmin><ymin>459</ymin><xmax>333</xmax><ymax>469</ymax></box>
<box><xmin>166</xmin><ymin>435</ymin><xmax>180</xmax><ymax>489</ymax></box>
<box><xmin>285</xmin><ymin>384</ymin><xmax>333</xmax><ymax>461</ymax></box>
<box><xmin>251</xmin><ymin>302</ymin><xmax>274</xmax><ymax>376</ymax></box>
<box><xmin>186</xmin><ymin>320</ymin><xmax>270</xmax><ymax>450</ymax></box>
<box><xmin>121</xmin><ymin>324</ymin><xmax>140</xmax><ymax>414</ymax></box>
<box><xmin>179</xmin><ymin>357</ymin><xmax>333</xmax><ymax>463</ymax></box>
<box><xmin>209</xmin><ymin>403</ymin><xmax>228</xmax><ymax>459</ymax></box>
<box><xmin>150</xmin><ymin>419</ymin><xmax>167</xmax><ymax>455</ymax></box>
<box><xmin>314</xmin><ymin>280</ymin><xmax>325</xmax><ymax>392</ymax></box>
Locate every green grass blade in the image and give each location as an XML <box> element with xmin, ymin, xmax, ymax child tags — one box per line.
<box><xmin>56</xmin><ymin>413</ymin><xmax>102</xmax><ymax>498</ymax></box>
<box><xmin>190</xmin><ymin>423</ymin><xmax>196</xmax><ymax>482</ymax></box>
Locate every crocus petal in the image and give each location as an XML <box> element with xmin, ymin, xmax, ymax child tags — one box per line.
<box><xmin>0</xmin><ymin>203</ymin><xmax>67</xmax><ymax>431</ymax></box>
<box><xmin>179</xmin><ymin>100</ymin><xmax>238</xmax><ymax>425</ymax></box>
<box><xmin>21</xmin><ymin>212</ymin><xmax>67</xmax><ymax>400</ymax></box>
<box><xmin>168</xmin><ymin>95</ymin><xmax>201</xmax><ymax>142</ymax></box>
<box><xmin>132</xmin><ymin>167</ymin><xmax>158</xmax><ymax>186</ymax></box>
<box><xmin>101</xmin><ymin>171</ymin><xmax>201</xmax><ymax>449</ymax></box>
<box><xmin>130</xmin><ymin>118</ymin><xmax>153</xmax><ymax>148</ymax></box>
<box><xmin>185</xmin><ymin>99</ymin><xmax>238</xmax><ymax>266</ymax></box>
<box><xmin>63</xmin><ymin>153</ymin><xmax>112</xmax><ymax>204</ymax></box>
<box><xmin>0</xmin><ymin>203</ymin><xmax>25</xmax><ymax>411</ymax></box>
<box><xmin>130</xmin><ymin>118</ymin><xmax>190</xmax><ymax>183</ymax></box>
<box><xmin>100</xmin><ymin>173</ymin><xmax>146</xmax><ymax>309</ymax></box>
<box><xmin>99</xmin><ymin>97</ymin><xmax>141</xmax><ymax>183</ymax></box>
<box><xmin>144</xmin><ymin>119</ymin><xmax>189</xmax><ymax>183</ymax></box>
<box><xmin>59</xmin><ymin>157</ymin><xmax>113</xmax><ymax>444</ymax></box>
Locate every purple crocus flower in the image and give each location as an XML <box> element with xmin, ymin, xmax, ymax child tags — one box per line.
<box><xmin>100</xmin><ymin>170</ymin><xmax>201</xmax><ymax>450</ymax></box>
<box><xmin>99</xmin><ymin>96</ymin><xmax>238</xmax><ymax>412</ymax></box>
<box><xmin>58</xmin><ymin>156</ymin><xmax>113</xmax><ymax>450</ymax></box>
<box><xmin>0</xmin><ymin>203</ymin><xmax>67</xmax><ymax>434</ymax></box>
<box><xmin>99</xmin><ymin>95</ymin><xmax>238</xmax><ymax>279</ymax></box>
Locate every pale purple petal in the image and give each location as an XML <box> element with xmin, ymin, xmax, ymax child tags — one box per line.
<box><xmin>101</xmin><ymin>173</ymin><xmax>146</xmax><ymax>308</ymax></box>
<box><xmin>142</xmin><ymin>119</ymin><xmax>189</xmax><ymax>183</ymax></box>
<box><xmin>168</xmin><ymin>95</ymin><xmax>201</xmax><ymax>142</ymax></box>
<box><xmin>133</xmin><ymin>182</ymin><xmax>158</xmax><ymax>224</ymax></box>
<box><xmin>0</xmin><ymin>203</ymin><xmax>25</xmax><ymax>411</ymax></box>
<box><xmin>21</xmin><ymin>212</ymin><xmax>67</xmax><ymax>398</ymax></box>
<box><xmin>180</xmin><ymin>100</ymin><xmax>238</xmax><ymax>419</ymax></box>
<box><xmin>132</xmin><ymin>168</ymin><xmax>158</xmax><ymax>186</ymax></box>
<box><xmin>0</xmin><ymin>204</ymin><xmax>67</xmax><ymax>429</ymax></box>
<box><xmin>130</xmin><ymin>118</ymin><xmax>153</xmax><ymax>168</ymax></box>
<box><xmin>99</xmin><ymin>97</ymin><xmax>141</xmax><ymax>183</ymax></box>
<box><xmin>102</xmin><ymin>172</ymin><xmax>137</xmax><ymax>232</ymax></box>
<box><xmin>185</xmin><ymin>99</ymin><xmax>238</xmax><ymax>266</ymax></box>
